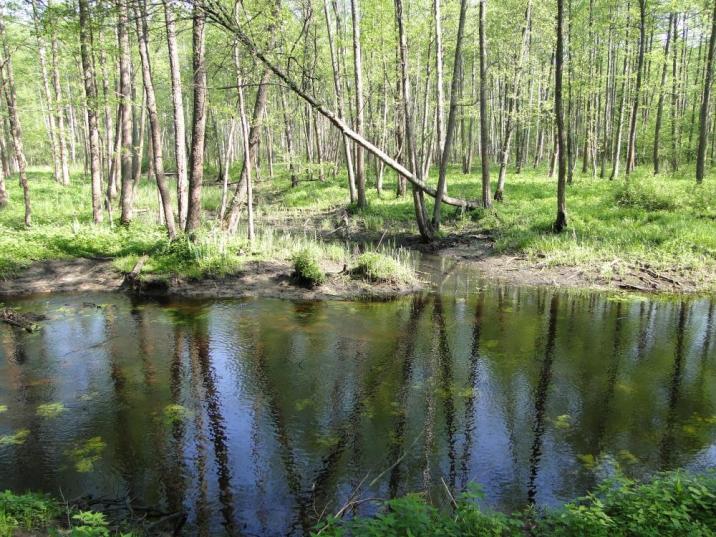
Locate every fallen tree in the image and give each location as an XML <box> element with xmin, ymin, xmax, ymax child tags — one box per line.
<box><xmin>199</xmin><ymin>0</ymin><xmax>483</xmax><ymax>213</ymax></box>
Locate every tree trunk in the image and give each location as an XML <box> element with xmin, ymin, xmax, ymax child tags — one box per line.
<box><xmin>350</xmin><ymin>0</ymin><xmax>367</xmax><ymax>208</ymax></box>
<box><xmin>135</xmin><ymin>0</ymin><xmax>177</xmax><ymax>239</ymax></box>
<box><xmin>0</xmin><ymin>21</ymin><xmax>31</xmax><ymax>226</ymax></box>
<box><xmin>494</xmin><ymin>0</ymin><xmax>532</xmax><ymax>201</ymax></box>
<box><xmin>625</xmin><ymin>0</ymin><xmax>646</xmax><ymax>176</ymax></box>
<box><xmin>697</xmin><ymin>0</ymin><xmax>716</xmax><ymax>183</ymax></box>
<box><xmin>478</xmin><ymin>0</ymin><xmax>492</xmax><ymax>209</ymax></box>
<box><xmin>554</xmin><ymin>0</ymin><xmax>567</xmax><ymax>232</ymax></box>
<box><xmin>653</xmin><ymin>13</ymin><xmax>674</xmax><ymax>175</ymax></box>
<box><xmin>163</xmin><ymin>0</ymin><xmax>189</xmax><ymax>229</ymax></box>
<box><xmin>186</xmin><ymin>4</ymin><xmax>207</xmax><ymax>233</ymax></box>
<box><xmin>78</xmin><ymin>0</ymin><xmax>103</xmax><ymax>224</ymax></box>
<box><xmin>117</xmin><ymin>0</ymin><xmax>134</xmax><ymax>225</ymax></box>
<box><xmin>48</xmin><ymin>0</ymin><xmax>70</xmax><ymax>186</ymax></box>
<box><xmin>323</xmin><ymin>0</ymin><xmax>356</xmax><ymax>202</ymax></box>
<box><xmin>433</xmin><ymin>0</ymin><xmax>468</xmax><ymax>228</ymax></box>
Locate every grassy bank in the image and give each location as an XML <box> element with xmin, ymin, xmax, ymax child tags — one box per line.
<box><xmin>0</xmin><ymin>170</ymin><xmax>415</xmax><ymax>286</ymax></box>
<box><xmin>1</xmin><ymin>166</ymin><xmax>715</xmax><ymax>289</ymax></box>
<box><xmin>315</xmin><ymin>471</ymin><xmax>716</xmax><ymax>536</ymax></box>
<box><xmin>270</xmin><ymin>165</ymin><xmax>716</xmax><ymax>285</ymax></box>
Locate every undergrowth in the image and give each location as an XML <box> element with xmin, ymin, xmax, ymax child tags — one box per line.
<box><xmin>315</xmin><ymin>471</ymin><xmax>716</xmax><ymax>537</ymax></box>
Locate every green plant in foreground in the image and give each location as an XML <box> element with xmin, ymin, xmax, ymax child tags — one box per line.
<box><xmin>315</xmin><ymin>471</ymin><xmax>716</xmax><ymax>537</ymax></box>
<box><xmin>0</xmin><ymin>490</ymin><xmax>58</xmax><ymax>537</ymax></box>
<box><xmin>292</xmin><ymin>247</ymin><xmax>327</xmax><ymax>287</ymax></box>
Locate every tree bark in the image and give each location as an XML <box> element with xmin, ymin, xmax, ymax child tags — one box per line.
<box><xmin>653</xmin><ymin>13</ymin><xmax>674</xmax><ymax>175</ymax></box>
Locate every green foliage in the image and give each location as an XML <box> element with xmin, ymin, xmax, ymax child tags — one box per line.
<box><xmin>353</xmin><ymin>252</ymin><xmax>414</xmax><ymax>284</ymax></box>
<box><xmin>613</xmin><ymin>180</ymin><xmax>679</xmax><ymax>211</ymax></box>
<box><xmin>0</xmin><ymin>490</ymin><xmax>58</xmax><ymax>537</ymax></box>
<box><xmin>292</xmin><ymin>247</ymin><xmax>326</xmax><ymax>287</ymax></box>
<box><xmin>315</xmin><ymin>472</ymin><xmax>716</xmax><ymax>537</ymax></box>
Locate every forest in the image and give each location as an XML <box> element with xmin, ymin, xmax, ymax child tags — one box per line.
<box><xmin>0</xmin><ymin>0</ymin><xmax>714</xmax><ymax>293</ymax></box>
<box><xmin>2</xmin><ymin>0</ymin><xmax>716</xmax><ymax>535</ymax></box>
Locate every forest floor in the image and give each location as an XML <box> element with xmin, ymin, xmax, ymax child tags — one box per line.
<box><xmin>1</xmin><ymin>166</ymin><xmax>715</xmax><ymax>297</ymax></box>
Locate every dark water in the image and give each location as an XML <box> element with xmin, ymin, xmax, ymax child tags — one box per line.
<box><xmin>1</xmin><ymin>262</ymin><xmax>715</xmax><ymax>535</ymax></box>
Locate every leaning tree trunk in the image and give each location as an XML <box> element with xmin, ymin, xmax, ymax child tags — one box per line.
<box><xmin>697</xmin><ymin>0</ymin><xmax>716</xmax><ymax>183</ymax></box>
<box><xmin>554</xmin><ymin>0</ymin><xmax>567</xmax><ymax>232</ymax></box>
<box><xmin>186</xmin><ymin>4</ymin><xmax>207</xmax><ymax>233</ymax></box>
<box><xmin>0</xmin><ymin>21</ymin><xmax>31</xmax><ymax>226</ymax></box>
<box><xmin>135</xmin><ymin>0</ymin><xmax>177</xmax><ymax>239</ymax></box>
<box><xmin>78</xmin><ymin>0</ymin><xmax>103</xmax><ymax>223</ymax></box>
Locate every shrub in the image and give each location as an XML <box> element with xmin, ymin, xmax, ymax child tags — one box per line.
<box><xmin>292</xmin><ymin>248</ymin><xmax>326</xmax><ymax>287</ymax></box>
<box><xmin>353</xmin><ymin>252</ymin><xmax>414</xmax><ymax>284</ymax></box>
<box><xmin>614</xmin><ymin>181</ymin><xmax>679</xmax><ymax>211</ymax></box>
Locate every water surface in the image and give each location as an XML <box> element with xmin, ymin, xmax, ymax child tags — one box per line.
<box><xmin>1</xmin><ymin>263</ymin><xmax>715</xmax><ymax>535</ymax></box>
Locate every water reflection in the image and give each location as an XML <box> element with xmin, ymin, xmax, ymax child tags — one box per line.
<box><xmin>0</xmin><ymin>287</ymin><xmax>715</xmax><ymax>535</ymax></box>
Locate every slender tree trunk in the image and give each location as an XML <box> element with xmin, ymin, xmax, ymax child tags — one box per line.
<box><xmin>234</xmin><ymin>46</ymin><xmax>255</xmax><ymax>242</ymax></box>
<box><xmin>554</xmin><ymin>0</ymin><xmax>567</xmax><ymax>232</ymax></box>
<box><xmin>653</xmin><ymin>13</ymin><xmax>674</xmax><ymax>175</ymax></box>
<box><xmin>0</xmin><ymin>21</ymin><xmax>31</xmax><ymax>226</ymax></box>
<box><xmin>395</xmin><ymin>0</ymin><xmax>433</xmax><ymax>240</ymax></box>
<box><xmin>163</xmin><ymin>0</ymin><xmax>188</xmax><ymax>229</ymax></box>
<box><xmin>478</xmin><ymin>0</ymin><xmax>492</xmax><ymax>209</ymax></box>
<box><xmin>433</xmin><ymin>0</ymin><xmax>468</xmax><ymax>228</ymax></box>
<box><xmin>30</xmin><ymin>0</ymin><xmax>61</xmax><ymax>185</ymax></box>
<box><xmin>697</xmin><ymin>0</ymin><xmax>716</xmax><ymax>183</ymax></box>
<box><xmin>135</xmin><ymin>0</ymin><xmax>176</xmax><ymax>238</ymax></box>
<box><xmin>626</xmin><ymin>0</ymin><xmax>647</xmax><ymax>176</ymax></box>
<box><xmin>117</xmin><ymin>0</ymin><xmax>134</xmax><ymax>225</ymax></box>
<box><xmin>323</xmin><ymin>0</ymin><xmax>356</xmax><ymax>202</ymax></box>
<box><xmin>433</xmin><ymin>0</ymin><xmax>446</xmax><ymax>181</ymax></box>
<box><xmin>78</xmin><ymin>0</ymin><xmax>103</xmax><ymax>223</ymax></box>
<box><xmin>186</xmin><ymin>5</ymin><xmax>207</xmax><ymax>233</ymax></box>
<box><xmin>48</xmin><ymin>0</ymin><xmax>70</xmax><ymax>186</ymax></box>
<box><xmin>350</xmin><ymin>0</ymin><xmax>367</xmax><ymax>208</ymax></box>
<box><xmin>494</xmin><ymin>0</ymin><xmax>532</xmax><ymax>201</ymax></box>
<box><xmin>0</xmin><ymin>148</ymin><xmax>6</xmax><ymax>207</ymax></box>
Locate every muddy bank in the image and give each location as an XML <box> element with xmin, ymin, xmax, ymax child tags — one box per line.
<box><xmin>0</xmin><ymin>258</ymin><xmax>422</xmax><ymax>300</ymax></box>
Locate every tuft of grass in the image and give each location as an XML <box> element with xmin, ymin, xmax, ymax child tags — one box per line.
<box><xmin>292</xmin><ymin>247</ymin><xmax>326</xmax><ymax>287</ymax></box>
<box><xmin>0</xmin><ymin>490</ymin><xmax>58</xmax><ymax>537</ymax></box>
<box><xmin>353</xmin><ymin>251</ymin><xmax>415</xmax><ymax>284</ymax></box>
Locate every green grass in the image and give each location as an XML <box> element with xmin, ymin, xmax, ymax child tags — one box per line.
<box><xmin>315</xmin><ymin>471</ymin><xmax>716</xmax><ymax>536</ymax></box>
<box><xmin>263</xmin><ymin>163</ymin><xmax>716</xmax><ymax>285</ymax></box>
<box><xmin>353</xmin><ymin>251</ymin><xmax>415</xmax><ymax>284</ymax></box>
<box><xmin>1</xmin><ymin>165</ymin><xmax>714</xmax><ymax>288</ymax></box>
<box><xmin>292</xmin><ymin>246</ymin><xmax>327</xmax><ymax>287</ymax></box>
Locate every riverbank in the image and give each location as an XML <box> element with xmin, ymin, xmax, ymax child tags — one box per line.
<box><xmin>1</xmin><ymin>168</ymin><xmax>715</xmax><ymax>296</ymax></box>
